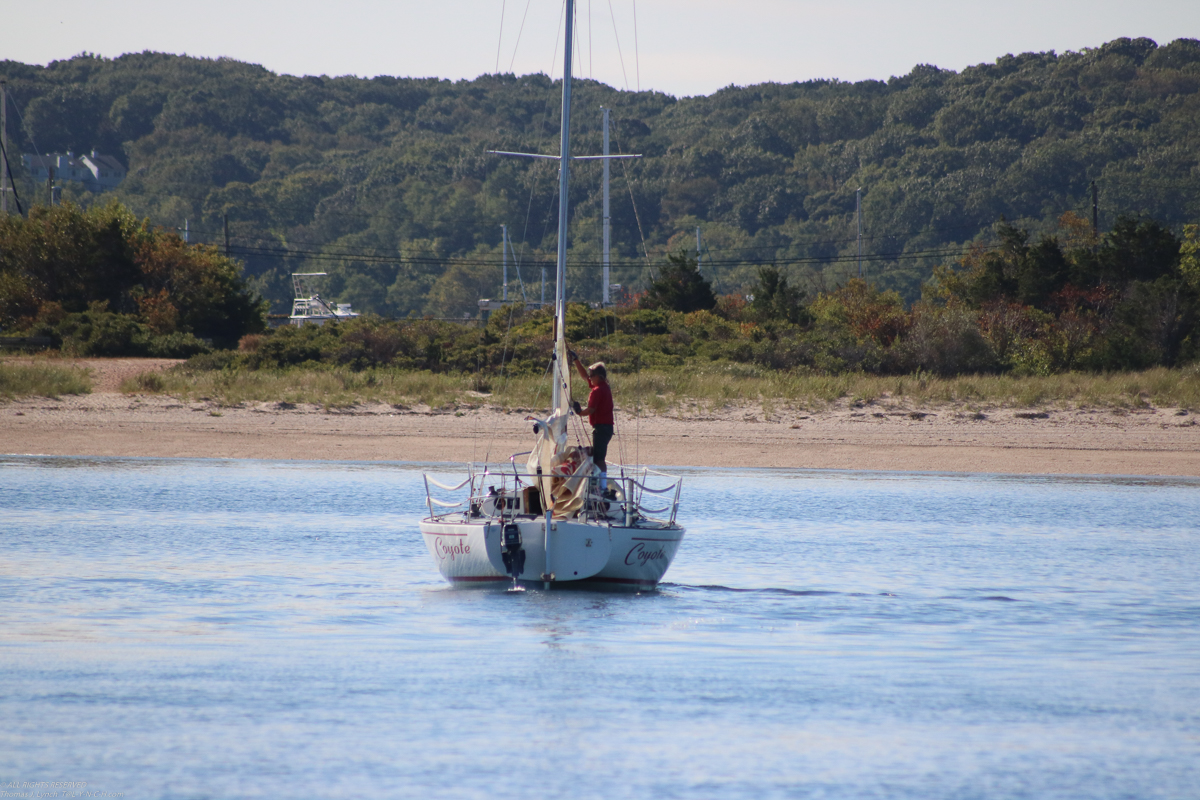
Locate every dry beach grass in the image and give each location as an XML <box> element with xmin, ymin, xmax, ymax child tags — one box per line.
<box><xmin>110</xmin><ymin>359</ymin><xmax>1200</xmax><ymax>413</ymax></box>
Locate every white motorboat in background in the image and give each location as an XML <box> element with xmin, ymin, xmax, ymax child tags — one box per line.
<box><xmin>289</xmin><ymin>272</ymin><xmax>359</xmax><ymax>326</ymax></box>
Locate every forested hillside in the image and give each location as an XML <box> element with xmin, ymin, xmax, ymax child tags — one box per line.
<box><xmin>1</xmin><ymin>36</ymin><xmax>1198</xmax><ymax>317</ymax></box>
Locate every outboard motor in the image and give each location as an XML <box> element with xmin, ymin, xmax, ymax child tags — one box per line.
<box><xmin>500</xmin><ymin>523</ymin><xmax>525</xmax><ymax>583</ymax></box>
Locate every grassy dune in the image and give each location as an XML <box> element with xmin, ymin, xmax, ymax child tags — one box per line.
<box><xmin>122</xmin><ymin>367</ymin><xmax>553</xmax><ymax>411</ymax></box>
<box><xmin>628</xmin><ymin>365</ymin><xmax>1200</xmax><ymax>412</ymax></box>
<box><xmin>0</xmin><ymin>362</ymin><xmax>93</xmax><ymax>399</ymax></box>
<box><xmin>122</xmin><ymin>363</ymin><xmax>1200</xmax><ymax>412</ymax></box>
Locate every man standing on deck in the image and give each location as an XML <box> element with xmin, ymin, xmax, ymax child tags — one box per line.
<box><xmin>568</xmin><ymin>351</ymin><xmax>615</xmax><ymax>496</ymax></box>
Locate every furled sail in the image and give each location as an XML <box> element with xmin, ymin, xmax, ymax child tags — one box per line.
<box><xmin>527</xmin><ymin>408</ymin><xmax>567</xmax><ymax>502</ymax></box>
<box><xmin>527</xmin><ymin>333</ymin><xmax>582</xmax><ymax>514</ymax></box>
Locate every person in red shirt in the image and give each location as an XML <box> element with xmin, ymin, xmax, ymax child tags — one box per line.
<box><xmin>569</xmin><ymin>350</ymin><xmax>614</xmax><ymax>495</ymax></box>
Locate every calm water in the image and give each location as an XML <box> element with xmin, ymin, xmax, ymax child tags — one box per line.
<box><xmin>2</xmin><ymin>455</ymin><xmax>1198</xmax><ymax>799</ymax></box>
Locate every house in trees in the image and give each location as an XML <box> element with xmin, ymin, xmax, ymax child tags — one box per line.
<box><xmin>22</xmin><ymin>150</ymin><xmax>126</xmax><ymax>196</ymax></box>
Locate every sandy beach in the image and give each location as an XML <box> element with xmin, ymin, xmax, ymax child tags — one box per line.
<box><xmin>3</xmin><ymin>358</ymin><xmax>1199</xmax><ymax>476</ymax></box>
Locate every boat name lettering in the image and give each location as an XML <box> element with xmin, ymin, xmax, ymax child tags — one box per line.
<box><xmin>434</xmin><ymin>536</ymin><xmax>471</xmax><ymax>562</ymax></box>
<box><xmin>625</xmin><ymin>542</ymin><xmax>665</xmax><ymax>567</ymax></box>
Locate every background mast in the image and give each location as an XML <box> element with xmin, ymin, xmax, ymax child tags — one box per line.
<box><xmin>856</xmin><ymin>187</ymin><xmax>863</xmax><ymax>278</ymax></box>
<box><xmin>602</xmin><ymin>107</ymin><xmax>610</xmax><ymax>306</ymax></box>
<box><xmin>501</xmin><ymin>223</ymin><xmax>508</xmax><ymax>302</ymax></box>
<box><xmin>1</xmin><ymin>80</ymin><xmax>7</xmax><ymax>216</ymax></box>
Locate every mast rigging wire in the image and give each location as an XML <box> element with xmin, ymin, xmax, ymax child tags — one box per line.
<box><xmin>607</xmin><ymin>0</ymin><xmax>631</xmax><ymax>91</ymax></box>
<box><xmin>495</xmin><ymin>0</ymin><xmax>506</xmax><ymax>73</ymax></box>
<box><xmin>6</xmin><ymin>93</ymin><xmax>42</xmax><ymax>162</ymax></box>
<box><xmin>632</xmin><ymin>0</ymin><xmax>640</xmax><ymax>92</ymax></box>
<box><xmin>481</xmin><ymin>302</ymin><xmax>521</xmax><ymax>466</ymax></box>
<box><xmin>0</xmin><ymin>135</ymin><xmax>26</xmax><ymax>216</ymax></box>
<box><xmin>608</xmin><ymin>124</ymin><xmax>653</xmax><ymax>278</ymax></box>
<box><xmin>508</xmin><ymin>0</ymin><xmax>534</xmax><ymax>72</ymax></box>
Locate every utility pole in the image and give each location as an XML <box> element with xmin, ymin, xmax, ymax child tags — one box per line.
<box><xmin>500</xmin><ymin>223</ymin><xmax>508</xmax><ymax>302</ymax></box>
<box><xmin>1</xmin><ymin>79</ymin><xmax>7</xmax><ymax>216</ymax></box>
<box><xmin>48</xmin><ymin>166</ymin><xmax>54</xmax><ymax>207</ymax></box>
<box><xmin>223</xmin><ymin>213</ymin><xmax>229</xmax><ymax>257</ymax></box>
<box><xmin>602</xmin><ymin>107</ymin><xmax>611</xmax><ymax>306</ymax></box>
<box><xmin>184</xmin><ymin>218</ymin><xmax>189</xmax><ymax>244</ymax></box>
<box><xmin>856</xmin><ymin>187</ymin><xmax>863</xmax><ymax>279</ymax></box>
<box><xmin>696</xmin><ymin>226</ymin><xmax>703</xmax><ymax>275</ymax></box>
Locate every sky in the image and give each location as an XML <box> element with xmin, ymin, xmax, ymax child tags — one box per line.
<box><xmin>3</xmin><ymin>0</ymin><xmax>1200</xmax><ymax>97</ymax></box>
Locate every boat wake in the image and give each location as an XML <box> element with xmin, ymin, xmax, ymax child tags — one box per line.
<box><xmin>665</xmin><ymin>584</ymin><xmax>1024</xmax><ymax>602</ymax></box>
<box><xmin>662</xmin><ymin>583</ymin><xmax>842</xmax><ymax>597</ymax></box>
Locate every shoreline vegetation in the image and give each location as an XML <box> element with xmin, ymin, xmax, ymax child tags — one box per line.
<box><xmin>0</xmin><ymin>361</ymin><xmax>93</xmax><ymax>400</ymax></box>
<box><xmin>3</xmin><ymin>357</ymin><xmax>1198</xmax><ymax>413</ymax></box>
<box><xmin>5</xmin><ymin>205</ymin><xmax>1199</xmax><ymax>403</ymax></box>
<box><xmin>4</xmin><ymin>211</ymin><xmax>1200</xmax><ymax>429</ymax></box>
<box><xmin>127</xmin><ymin>363</ymin><xmax>1200</xmax><ymax>413</ymax></box>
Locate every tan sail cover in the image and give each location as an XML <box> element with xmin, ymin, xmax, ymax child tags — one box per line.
<box><xmin>527</xmin><ymin>408</ymin><xmax>568</xmax><ymax>506</ymax></box>
<box><xmin>526</xmin><ymin>337</ymin><xmax>591</xmax><ymax>517</ymax></box>
<box><xmin>548</xmin><ymin>447</ymin><xmax>594</xmax><ymax>519</ymax></box>
<box><xmin>552</xmin><ymin>335</ymin><xmax>571</xmax><ymax>418</ymax></box>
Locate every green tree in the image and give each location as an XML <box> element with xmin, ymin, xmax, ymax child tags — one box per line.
<box><xmin>640</xmin><ymin>250</ymin><xmax>716</xmax><ymax>313</ymax></box>
<box><xmin>1083</xmin><ymin>217</ymin><xmax>1182</xmax><ymax>286</ymax></box>
<box><xmin>0</xmin><ymin>200</ymin><xmax>265</xmax><ymax>346</ymax></box>
<box><xmin>1181</xmin><ymin>224</ymin><xmax>1200</xmax><ymax>291</ymax></box>
<box><xmin>750</xmin><ymin>265</ymin><xmax>810</xmax><ymax>325</ymax></box>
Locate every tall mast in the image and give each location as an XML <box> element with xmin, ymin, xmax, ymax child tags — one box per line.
<box><xmin>501</xmin><ymin>223</ymin><xmax>508</xmax><ymax>302</ymax></box>
<box><xmin>856</xmin><ymin>187</ymin><xmax>863</xmax><ymax>279</ymax></box>
<box><xmin>552</xmin><ymin>0</ymin><xmax>575</xmax><ymax>410</ymax></box>
<box><xmin>1</xmin><ymin>80</ymin><xmax>7</xmax><ymax>216</ymax></box>
<box><xmin>602</xmin><ymin>107</ymin><xmax>611</xmax><ymax>306</ymax></box>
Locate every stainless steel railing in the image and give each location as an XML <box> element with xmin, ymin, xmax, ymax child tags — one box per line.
<box><xmin>422</xmin><ymin>464</ymin><xmax>682</xmax><ymax>526</ymax></box>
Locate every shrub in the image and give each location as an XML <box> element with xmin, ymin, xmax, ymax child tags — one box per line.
<box><xmin>0</xmin><ymin>362</ymin><xmax>92</xmax><ymax>399</ymax></box>
<box><xmin>616</xmin><ymin>309</ymin><xmax>671</xmax><ymax>335</ymax></box>
<box><xmin>811</xmin><ymin>279</ymin><xmax>909</xmax><ymax>346</ymax></box>
<box><xmin>182</xmin><ymin>350</ymin><xmax>239</xmax><ymax>372</ymax></box>
<box><xmin>0</xmin><ymin>200</ymin><xmax>266</xmax><ymax>346</ymax></box>
<box><xmin>890</xmin><ymin>302</ymin><xmax>999</xmax><ymax>375</ymax></box>
<box><xmin>26</xmin><ymin>303</ymin><xmax>212</xmax><ymax>358</ymax></box>
<box><xmin>147</xmin><ymin>331</ymin><xmax>212</xmax><ymax>358</ymax></box>
<box><xmin>243</xmin><ymin>322</ymin><xmax>339</xmax><ymax>368</ymax></box>
<box><xmin>336</xmin><ymin>320</ymin><xmax>408</xmax><ymax>369</ymax></box>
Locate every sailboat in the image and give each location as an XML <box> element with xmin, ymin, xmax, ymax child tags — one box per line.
<box><xmin>417</xmin><ymin>0</ymin><xmax>686</xmax><ymax>591</ymax></box>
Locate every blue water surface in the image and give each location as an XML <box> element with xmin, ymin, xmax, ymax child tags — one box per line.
<box><xmin>1</xmin><ymin>455</ymin><xmax>1198</xmax><ymax>799</ymax></box>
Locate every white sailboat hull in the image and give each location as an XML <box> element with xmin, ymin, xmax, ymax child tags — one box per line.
<box><xmin>419</xmin><ymin>517</ymin><xmax>685</xmax><ymax>591</ymax></box>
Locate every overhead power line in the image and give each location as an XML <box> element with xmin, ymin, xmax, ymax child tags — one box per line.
<box><xmin>223</xmin><ymin>241</ymin><xmax>978</xmax><ymax>270</ymax></box>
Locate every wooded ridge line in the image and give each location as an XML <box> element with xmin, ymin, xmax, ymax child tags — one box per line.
<box><xmin>0</xmin><ymin>36</ymin><xmax>1198</xmax><ymax>321</ymax></box>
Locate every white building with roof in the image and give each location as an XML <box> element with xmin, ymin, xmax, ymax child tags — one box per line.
<box><xmin>22</xmin><ymin>150</ymin><xmax>126</xmax><ymax>193</ymax></box>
